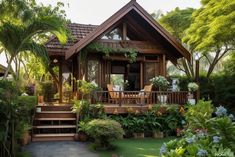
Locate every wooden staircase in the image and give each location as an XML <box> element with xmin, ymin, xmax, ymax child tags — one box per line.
<box><xmin>32</xmin><ymin>105</ymin><xmax>77</xmax><ymax>142</ymax></box>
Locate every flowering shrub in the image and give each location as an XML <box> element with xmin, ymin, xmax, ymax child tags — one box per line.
<box><xmin>160</xmin><ymin>100</ymin><xmax>235</xmax><ymax>157</ymax></box>
<box><xmin>150</xmin><ymin>76</ymin><xmax>169</xmax><ymax>91</ymax></box>
<box><xmin>187</xmin><ymin>82</ymin><xmax>199</xmax><ymax>92</ymax></box>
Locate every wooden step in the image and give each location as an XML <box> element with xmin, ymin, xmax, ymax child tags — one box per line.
<box><xmin>35</xmin><ymin>111</ymin><xmax>76</xmax><ymax>118</ymax></box>
<box><xmin>33</xmin><ymin>125</ymin><xmax>76</xmax><ymax>129</ymax></box>
<box><xmin>34</xmin><ymin>118</ymin><xmax>76</xmax><ymax>121</ymax></box>
<box><xmin>32</xmin><ymin>133</ymin><xmax>75</xmax><ymax>142</ymax></box>
<box><xmin>36</xmin><ymin>105</ymin><xmax>72</xmax><ymax>111</ymax></box>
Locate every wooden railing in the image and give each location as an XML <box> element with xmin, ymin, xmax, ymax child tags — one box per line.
<box><xmin>91</xmin><ymin>91</ymin><xmax>188</xmax><ymax>106</ymax></box>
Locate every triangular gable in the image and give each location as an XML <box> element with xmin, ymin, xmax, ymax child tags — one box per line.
<box><xmin>65</xmin><ymin>0</ymin><xmax>191</xmax><ymax>61</ymax></box>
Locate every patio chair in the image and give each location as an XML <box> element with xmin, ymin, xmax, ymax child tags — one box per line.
<box><xmin>142</xmin><ymin>84</ymin><xmax>153</xmax><ymax>104</ymax></box>
<box><xmin>107</xmin><ymin>84</ymin><xmax>120</xmax><ymax>104</ymax></box>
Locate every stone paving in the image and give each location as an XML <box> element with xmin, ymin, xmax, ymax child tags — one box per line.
<box><xmin>23</xmin><ymin>141</ymin><xmax>99</xmax><ymax>157</ymax></box>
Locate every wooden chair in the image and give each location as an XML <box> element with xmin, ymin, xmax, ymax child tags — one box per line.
<box><xmin>142</xmin><ymin>84</ymin><xmax>153</xmax><ymax>104</ymax></box>
<box><xmin>107</xmin><ymin>84</ymin><xmax>119</xmax><ymax>104</ymax></box>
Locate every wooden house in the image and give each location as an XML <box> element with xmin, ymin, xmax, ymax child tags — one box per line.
<box><xmin>46</xmin><ymin>0</ymin><xmax>191</xmax><ymax>107</ymax></box>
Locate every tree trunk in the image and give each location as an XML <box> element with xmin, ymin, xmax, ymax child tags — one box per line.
<box><xmin>3</xmin><ymin>55</ymin><xmax>15</xmax><ymax>80</ymax></box>
<box><xmin>48</xmin><ymin>66</ymin><xmax>59</xmax><ymax>90</ymax></box>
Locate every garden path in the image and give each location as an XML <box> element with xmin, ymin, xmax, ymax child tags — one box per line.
<box><xmin>23</xmin><ymin>141</ymin><xmax>98</xmax><ymax>157</ymax></box>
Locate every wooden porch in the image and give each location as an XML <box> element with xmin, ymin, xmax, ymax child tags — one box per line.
<box><xmin>90</xmin><ymin>90</ymin><xmax>188</xmax><ymax>113</ymax></box>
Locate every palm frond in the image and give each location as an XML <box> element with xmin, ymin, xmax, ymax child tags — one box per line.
<box><xmin>25</xmin><ymin>16</ymin><xmax>68</xmax><ymax>44</ymax></box>
<box><xmin>0</xmin><ymin>22</ymin><xmax>23</xmax><ymax>54</ymax></box>
<box><xmin>20</xmin><ymin>41</ymin><xmax>49</xmax><ymax>68</ymax></box>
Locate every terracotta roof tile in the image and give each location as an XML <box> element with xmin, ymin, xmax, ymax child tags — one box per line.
<box><xmin>46</xmin><ymin>23</ymin><xmax>98</xmax><ymax>54</ymax></box>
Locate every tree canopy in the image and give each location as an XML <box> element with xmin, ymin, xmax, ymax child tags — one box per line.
<box><xmin>159</xmin><ymin>7</ymin><xmax>195</xmax><ymax>41</ymax></box>
<box><xmin>0</xmin><ymin>0</ymin><xmax>68</xmax><ymax>79</ymax></box>
<box><xmin>183</xmin><ymin>0</ymin><xmax>235</xmax><ymax>52</ymax></box>
<box><xmin>159</xmin><ymin>0</ymin><xmax>235</xmax><ymax>78</ymax></box>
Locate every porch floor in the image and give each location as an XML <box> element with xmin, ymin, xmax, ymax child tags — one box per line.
<box><xmin>37</xmin><ymin>103</ymin><xmax>152</xmax><ymax>114</ymax></box>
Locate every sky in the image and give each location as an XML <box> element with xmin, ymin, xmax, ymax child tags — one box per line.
<box><xmin>0</xmin><ymin>0</ymin><xmax>201</xmax><ymax>66</ymax></box>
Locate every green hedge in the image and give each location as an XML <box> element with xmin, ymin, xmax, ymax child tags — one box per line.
<box><xmin>177</xmin><ymin>74</ymin><xmax>235</xmax><ymax>113</ymax></box>
<box><xmin>17</xmin><ymin>96</ymin><xmax>37</xmax><ymax>124</ymax></box>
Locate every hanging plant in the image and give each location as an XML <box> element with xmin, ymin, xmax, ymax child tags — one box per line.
<box><xmin>84</xmin><ymin>42</ymin><xmax>138</xmax><ymax>63</ymax></box>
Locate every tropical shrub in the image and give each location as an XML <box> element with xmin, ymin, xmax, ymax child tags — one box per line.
<box><xmin>177</xmin><ymin>75</ymin><xmax>235</xmax><ymax>114</ymax></box>
<box><xmin>160</xmin><ymin>100</ymin><xmax>235</xmax><ymax>156</ymax></box>
<box><xmin>0</xmin><ymin>81</ymin><xmax>36</xmax><ymax>156</ymax></box>
<box><xmin>187</xmin><ymin>82</ymin><xmax>199</xmax><ymax>92</ymax></box>
<box><xmin>85</xmin><ymin>119</ymin><xmax>124</xmax><ymax>149</ymax></box>
<box><xmin>72</xmin><ymin>100</ymin><xmax>105</xmax><ymax>122</ymax></box>
<box><xmin>150</xmin><ymin>75</ymin><xmax>169</xmax><ymax>91</ymax></box>
<box><xmin>110</xmin><ymin>104</ymin><xmax>185</xmax><ymax>136</ymax></box>
<box><xmin>185</xmin><ymin>100</ymin><xmax>214</xmax><ymax>130</ymax></box>
<box><xmin>41</xmin><ymin>81</ymin><xmax>56</xmax><ymax>102</ymax></box>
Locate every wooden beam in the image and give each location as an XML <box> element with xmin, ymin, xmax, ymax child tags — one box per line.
<box><xmin>123</xmin><ymin>22</ymin><xmax>127</xmax><ymax>40</ymax></box>
<box><xmin>103</xmin><ymin>55</ymin><xmax>145</xmax><ymax>61</ymax></box>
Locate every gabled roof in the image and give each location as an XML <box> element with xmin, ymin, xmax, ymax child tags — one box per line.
<box><xmin>64</xmin><ymin>0</ymin><xmax>191</xmax><ymax>61</ymax></box>
<box><xmin>46</xmin><ymin>23</ymin><xmax>97</xmax><ymax>55</ymax></box>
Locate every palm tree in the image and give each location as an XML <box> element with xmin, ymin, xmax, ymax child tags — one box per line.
<box><xmin>0</xmin><ymin>0</ymin><xmax>68</xmax><ymax>80</ymax></box>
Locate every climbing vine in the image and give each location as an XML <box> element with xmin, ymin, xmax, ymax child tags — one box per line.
<box><xmin>84</xmin><ymin>42</ymin><xmax>137</xmax><ymax>63</ymax></box>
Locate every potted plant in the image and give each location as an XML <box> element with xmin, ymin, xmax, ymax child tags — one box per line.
<box><xmin>36</xmin><ymin>83</ymin><xmax>44</xmax><ymax>103</ymax></box>
<box><xmin>76</xmin><ymin>121</ymin><xmax>88</xmax><ymax>142</ymax></box>
<box><xmin>187</xmin><ymin>82</ymin><xmax>199</xmax><ymax>105</ymax></box>
<box><xmin>131</xmin><ymin>117</ymin><xmax>145</xmax><ymax>138</ymax></box>
<box><xmin>21</xmin><ymin>123</ymin><xmax>31</xmax><ymax>145</ymax></box>
<box><xmin>150</xmin><ymin>75</ymin><xmax>169</xmax><ymax>104</ymax></box>
<box><xmin>153</xmin><ymin>128</ymin><xmax>164</xmax><ymax>138</ymax></box>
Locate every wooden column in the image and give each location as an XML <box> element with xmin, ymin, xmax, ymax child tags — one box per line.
<box><xmin>162</xmin><ymin>54</ymin><xmax>166</xmax><ymax>77</ymax></box>
<box><xmin>123</xmin><ymin>22</ymin><xmax>127</xmax><ymax>40</ymax></box>
<box><xmin>195</xmin><ymin>59</ymin><xmax>200</xmax><ymax>102</ymax></box>
<box><xmin>59</xmin><ymin>59</ymin><xmax>63</xmax><ymax>103</ymax></box>
<box><xmin>140</xmin><ymin>62</ymin><xmax>144</xmax><ymax>88</ymax></box>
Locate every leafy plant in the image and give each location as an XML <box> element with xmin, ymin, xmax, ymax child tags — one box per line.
<box><xmin>72</xmin><ymin>100</ymin><xmax>105</xmax><ymax>123</ymax></box>
<box><xmin>41</xmin><ymin>81</ymin><xmax>56</xmax><ymax>102</ymax></box>
<box><xmin>150</xmin><ymin>75</ymin><xmax>169</xmax><ymax>91</ymax></box>
<box><xmin>78</xmin><ymin>121</ymin><xmax>87</xmax><ymax>133</ymax></box>
<box><xmin>161</xmin><ymin>100</ymin><xmax>235</xmax><ymax>156</ymax></box>
<box><xmin>187</xmin><ymin>82</ymin><xmax>199</xmax><ymax>92</ymax></box>
<box><xmin>77</xmin><ymin>80</ymin><xmax>98</xmax><ymax>99</ymax></box>
<box><xmin>85</xmin><ymin>119</ymin><xmax>124</xmax><ymax>149</ymax></box>
<box><xmin>85</xmin><ymin>42</ymin><xmax>137</xmax><ymax>63</ymax></box>
<box><xmin>185</xmin><ymin>100</ymin><xmax>214</xmax><ymax>130</ymax></box>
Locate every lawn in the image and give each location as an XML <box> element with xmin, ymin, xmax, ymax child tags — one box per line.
<box><xmin>95</xmin><ymin>137</ymin><xmax>175</xmax><ymax>157</ymax></box>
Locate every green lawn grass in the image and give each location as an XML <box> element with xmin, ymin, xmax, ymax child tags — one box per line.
<box><xmin>95</xmin><ymin>137</ymin><xmax>174</xmax><ymax>157</ymax></box>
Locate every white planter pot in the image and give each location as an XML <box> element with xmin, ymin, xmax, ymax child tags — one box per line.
<box><xmin>158</xmin><ymin>95</ymin><xmax>168</xmax><ymax>104</ymax></box>
<box><xmin>188</xmin><ymin>98</ymin><xmax>196</xmax><ymax>105</ymax></box>
<box><xmin>36</xmin><ymin>107</ymin><xmax>41</xmax><ymax>113</ymax></box>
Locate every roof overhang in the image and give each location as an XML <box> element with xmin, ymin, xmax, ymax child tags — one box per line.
<box><xmin>64</xmin><ymin>0</ymin><xmax>191</xmax><ymax>61</ymax></box>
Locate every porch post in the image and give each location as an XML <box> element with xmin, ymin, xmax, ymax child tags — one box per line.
<box><xmin>162</xmin><ymin>54</ymin><xmax>166</xmax><ymax>77</ymax></box>
<box><xmin>59</xmin><ymin>59</ymin><xmax>63</xmax><ymax>103</ymax></box>
<box><xmin>140</xmin><ymin>62</ymin><xmax>144</xmax><ymax>88</ymax></box>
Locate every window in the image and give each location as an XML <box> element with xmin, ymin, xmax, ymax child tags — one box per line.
<box><xmin>110</xmin><ymin>74</ymin><xmax>124</xmax><ymax>90</ymax></box>
<box><xmin>102</xmin><ymin>28</ymin><xmax>122</xmax><ymax>40</ymax></box>
<box><xmin>87</xmin><ymin>60</ymin><xmax>99</xmax><ymax>85</ymax></box>
<box><xmin>145</xmin><ymin>62</ymin><xmax>159</xmax><ymax>84</ymax></box>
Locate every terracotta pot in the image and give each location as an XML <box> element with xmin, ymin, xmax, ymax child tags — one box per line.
<box><xmin>22</xmin><ymin>132</ymin><xmax>30</xmax><ymax>145</ymax></box>
<box><xmin>78</xmin><ymin>132</ymin><xmax>88</xmax><ymax>142</ymax></box>
<box><xmin>38</xmin><ymin>95</ymin><xmax>44</xmax><ymax>103</ymax></box>
<box><xmin>153</xmin><ymin>131</ymin><xmax>164</xmax><ymax>138</ymax></box>
<box><xmin>133</xmin><ymin>133</ymin><xmax>144</xmax><ymax>139</ymax></box>
<box><xmin>74</xmin><ymin>133</ymin><xmax>79</xmax><ymax>141</ymax></box>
